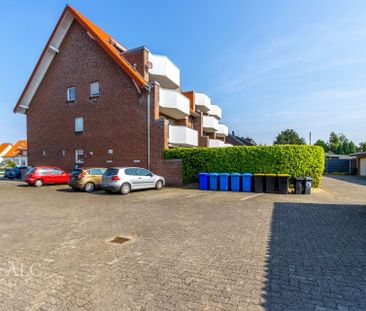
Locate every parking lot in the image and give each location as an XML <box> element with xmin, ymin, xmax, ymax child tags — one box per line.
<box><xmin>0</xmin><ymin>176</ymin><xmax>366</xmax><ymax>311</ymax></box>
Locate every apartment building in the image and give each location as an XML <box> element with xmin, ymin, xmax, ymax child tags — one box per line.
<box><xmin>13</xmin><ymin>5</ymin><xmax>231</xmax><ymax>184</ymax></box>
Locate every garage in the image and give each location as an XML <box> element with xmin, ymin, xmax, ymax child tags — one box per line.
<box><xmin>360</xmin><ymin>158</ymin><xmax>366</xmax><ymax>176</ymax></box>
<box><xmin>350</xmin><ymin>152</ymin><xmax>366</xmax><ymax>176</ymax></box>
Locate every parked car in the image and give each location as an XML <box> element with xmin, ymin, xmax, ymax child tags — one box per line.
<box><xmin>4</xmin><ymin>166</ymin><xmax>30</xmax><ymax>179</ymax></box>
<box><xmin>25</xmin><ymin>166</ymin><xmax>70</xmax><ymax>187</ymax></box>
<box><xmin>68</xmin><ymin>167</ymin><xmax>107</xmax><ymax>192</ymax></box>
<box><xmin>101</xmin><ymin>167</ymin><xmax>165</xmax><ymax>195</ymax></box>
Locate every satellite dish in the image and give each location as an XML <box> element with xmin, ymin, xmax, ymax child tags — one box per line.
<box><xmin>146</xmin><ymin>61</ymin><xmax>153</xmax><ymax>69</ymax></box>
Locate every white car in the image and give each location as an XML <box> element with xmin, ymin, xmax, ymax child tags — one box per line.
<box><xmin>101</xmin><ymin>167</ymin><xmax>165</xmax><ymax>195</ymax></box>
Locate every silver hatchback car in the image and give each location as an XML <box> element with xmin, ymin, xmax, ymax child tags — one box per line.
<box><xmin>101</xmin><ymin>167</ymin><xmax>165</xmax><ymax>195</ymax></box>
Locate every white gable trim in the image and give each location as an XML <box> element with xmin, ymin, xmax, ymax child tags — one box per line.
<box><xmin>15</xmin><ymin>11</ymin><xmax>75</xmax><ymax>114</ymax></box>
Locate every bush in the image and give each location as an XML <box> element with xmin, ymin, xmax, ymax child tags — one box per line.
<box><xmin>164</xmin><ymin>145</ymin><xmax>325</xmax><ymax>187</ymax></box>
<box><xmin>0</xmin><ymin>160</ymin><xmax>16</xmax><ymax>169</ymax></box>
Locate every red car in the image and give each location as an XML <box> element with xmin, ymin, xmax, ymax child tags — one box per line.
<box><xmin>25</xmin><ymin>166</ymin><xmax>70</xmax><ymax>187</ymax></box>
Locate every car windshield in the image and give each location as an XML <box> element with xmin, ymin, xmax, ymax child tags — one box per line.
<box><xmin>28</xmin><ymin>168</ymin><xmax>36</xmax><ymax>174</ymax></box>
<box><xmin>105</xmin><ymin>169</ymin><xmax>118</xmax><ymax>176</ymax></box>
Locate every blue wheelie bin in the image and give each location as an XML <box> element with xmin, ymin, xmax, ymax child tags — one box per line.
<box><xmin>231</xmin><ymin>173</ymin><xmax>241</xmax><ymax>192</ymax></box>
<box><xmin>219</xmin><ymin>173</ymin><xmax>229</xmax><ymax>191</ymax></box>
<box><xmin>198</xmin><ymin>173</ymin><xmax>209</xmax><ymax>190</ymax></box>
<box><xmin>242</xmin><ymin>173</ymin><xmax>253</xmax><ymax>192</ymax></box>
<box><xmin>209</xmin><ymin>173</ymin><xmax>219</xmax><ymax>191</ymax></box>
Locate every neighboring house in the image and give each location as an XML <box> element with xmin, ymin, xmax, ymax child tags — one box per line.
<box><xmin>13</xmin><ymin>5</ymin><xmax>231</xmax><ymax>185</ymax></box>
<box><xmin>0</xmin><ymin>143</ymin><xmax>13</xmax><ymax>163</ymax></box>
<box><xmin>226</xmin><ymin>131</ymin><xmax>256</xmax><ymax>146</ymax></box>
<box><xmin>350</xmin><ymin>152</ymin><xmax>366</xmax><ymax>176</ymax></box>
<box><xmin>3</xmin><ymin>140</ymin><xmax>28</xmax><ymax>166</ymax></box>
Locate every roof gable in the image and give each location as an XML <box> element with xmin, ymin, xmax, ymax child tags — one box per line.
<box><xmin>3</xmin><ymin>140</ymin><xmax>27</xmax><ymax>157</ymax></box>
<box><xmin>0</xmin><ymin>143</ymin><xmax>12</xmax><ymax>156</ymax></box>
<box><xmin>14</xmin><ymin>5</ymin><xmax>146</xmax><ymax>114</ymax></box>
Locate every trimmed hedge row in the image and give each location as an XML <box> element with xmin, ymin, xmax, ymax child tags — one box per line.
<box><xmin>164</xmin><ymin>145</ymin><xmax>325</xmax><ymax>187</ymax></box>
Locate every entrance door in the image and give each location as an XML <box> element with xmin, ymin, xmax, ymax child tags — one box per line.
<box><xmin>360</xmin><ymin>159</ymin><xmax>366</xmax><ymax>176</ymax></box>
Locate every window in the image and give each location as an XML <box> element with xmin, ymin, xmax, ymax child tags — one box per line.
<box><xmin>125</xmin><ymin>168</ymin><xmax>136</xmax><ymax>176</ymax></box>
<box><xmin>108</xmin><ymin>149</ymin><xmax>113</xmax><ymax>155</ymax></box>
<box><xmin>75</xmin><ymin>149</ymin><xmax>84</xmax><ymax>164</ymax></box>
<box><xmin>51</xmin><ymin>168</ymin><xmax>64</xmax><ymax>175</ymax></box>
<box><xmin>105</xmin><ymin>168</ymin><xmax>118</xmax><ymax>176</ymax></box>
<box><xmin>134</xmin><ymin>168</ymin><xmax>152</xmax><ymax>176</ymax></box>
<box><xmin>90</xmin><ymin>168</ymin><xmax>105</xmax><ymax>175</ymax></box>
<box><xmin>90</xmin><ymin>81</ymin><xmax>100</xmax><ymax>98</ymax></box>
<box><xmin>67</xmin><ymin>86</ymin><xmax>76</xmax><ymax>102</ymax></box>
<box><xmin>75</xmin><ymin>117</ymin><xmax>84</xmax><ymax>133</ymax></box>
<box><xmin>42</xmin><ymin>150</ymin><xmax>46</xmax><ymax>156</ymax></box>
<box><xmin>62</xmin><ymin>150</ymin><xmax>66</xmax><ymax>156</ymax></box>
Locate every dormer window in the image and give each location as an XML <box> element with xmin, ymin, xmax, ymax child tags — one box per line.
<box><xmin>90</xmin><ymin>81</ymin><xmax>100</xmax><ymax>98</ymax></box>
<box><xmin>67</xmin><ymin>86</ymin><xmax>76</xmax><ymax>102</ymax></box>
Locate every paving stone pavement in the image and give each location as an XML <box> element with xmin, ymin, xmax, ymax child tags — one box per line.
<box><xmin>0</xmin><ymin>176</ymin><xmax>365</xmax><ymax>311</ymax></box>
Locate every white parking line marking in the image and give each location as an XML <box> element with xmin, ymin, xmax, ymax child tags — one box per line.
<box><xmin>240</xmin><ymin>193</ymin><xmax>262</xmax><ymax>201</ymax></box>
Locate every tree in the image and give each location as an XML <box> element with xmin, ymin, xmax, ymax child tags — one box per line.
<box><xmin>359</xmin><ymin>142</ymin><xmax>366</xmax><ymax>152</ymax></box>
<box><xmin>0</xmin><ymin>160</ymin><xmax>16</xmax><ymax>169</ymax></box>
<box><xmin>329</xmin><ymin>132</ymin><xmax>340</xmax><ymax>153</ymax></box>
<box><xmin>273</xmin><ymin>129</ymin><xmax>306</xmax><ymax>145</ymax></box>
<box><xmin>314</xmin><ymin>139</ymin><xmax>329</xmax><ymax>152</ymax></box>
<box><xmin>349</xmin><ymin>141</ymin><xmax>357</xmax><ymax>153</ymax></box>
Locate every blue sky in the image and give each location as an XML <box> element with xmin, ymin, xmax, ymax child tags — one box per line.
<box><xmin>1</xmin><ymin>0</ymin><xmax>366</xmax><ymax>145</ymax></box>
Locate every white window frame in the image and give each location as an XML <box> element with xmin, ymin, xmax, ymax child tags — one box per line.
<box><xmin>75</xmin><ymin>149</ymin><xmax>84</xmax><ymax>164</ymax></box>
<box><xmin>67</xmin><ymin>86</ymin><xmax>76</xmax><ymax>102</ymax></box>
<box><xmin>75</xmin><ymin>117</ymin><xmax>84</xmax><ymax>133</ymax></box>
<box><xmin>90</xmin><ymin>81</ymin><xmax>100</xmax><ymax>98</ymax></box>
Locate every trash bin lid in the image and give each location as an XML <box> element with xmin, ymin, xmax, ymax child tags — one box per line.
<box><xmin>209</xmin><ymin>173</ymin><xmax>219</xmax><ymax>176</ymax></box>
<box><xmin>198</xmin><ymin>172</ymin><xmax>209</xmax><ymax>176</ymax></box>
<box><xmin>305</xmin><ymin>177</ymin><xmax>312</xmax><ymax>181</ymax></box>
<box><xmin>265</xmin><ymin>174</ymin><xmax>277</xmax><ymax>176</ymax></box>
<box><xmin>277</xmin><ymin>174</ymin><xmax>289</xmax><ymax>177</ymax></box>
<box><xmin>231</xmin><ymin>173</ymin><xmax>241</xmax><ymax>176</ymax></box>
<box><xmin>219</xmin><ymin>173</ymin><xmax>229</xmax><ymax>176</ymax></box>
<box><xmin>242</xmin><ymin>173</ymin><xmax>253</xmax><ymax>176</ymax></box>
<box><xmin>254</xmin><ymin>173</ymin><xmax>265</xmax><ymax>176</ymax></box>
<box><xmin>295</xmin><ymin>177</ymin><xmax>305</xmax><ymax>180</ymax></box>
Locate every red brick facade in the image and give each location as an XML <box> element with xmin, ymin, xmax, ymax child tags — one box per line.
<box><xmin>26</xmin><ymin>21</ymin><xmax>182</xmax><ymax>185</ymax></box>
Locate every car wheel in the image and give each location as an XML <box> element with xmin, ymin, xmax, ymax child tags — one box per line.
<box><xmin>84</xmin><ymin>182</ymin><xmax>95</xmax><ymax>193</ymax></box>
<box><xmin>34</xmin><ymin>179</ymin><xmax>43</xmax><ymax>187</ymax></box>
<box><xmin>120</xmin><ymin>183</ymin><xmax>131</xmax><ymax>195</ymax></box>
<box><xmin>155</xmin><ymin>180</ymin><xmax>163</xmax><ymax>190</ymax></box>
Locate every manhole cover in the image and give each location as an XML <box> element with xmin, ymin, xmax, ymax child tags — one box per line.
<box><xmin>109</xmin><ymin>236</ymin><xmax>130</xmax><ymax>244</ymax></box>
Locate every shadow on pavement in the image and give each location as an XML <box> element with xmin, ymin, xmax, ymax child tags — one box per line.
<box><xmin>325</xmin><ymin>174</ymin><xmax>366</xmax><ymax>186</ymax></box>
<box><xmin>262</xmin><ymin>202</ymin><xmax>366</xmax><ymax>310</ymax></box>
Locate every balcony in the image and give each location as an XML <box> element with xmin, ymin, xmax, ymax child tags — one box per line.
<box><xmin>148</xmin><ymin>53</ymin><xmax>180</xmax><ymax>89</ymax></box>
<box><xmin>159</xmin><ymin>88</ymin><xmax>190</xmax><ymax>119</ymax></box>
<box><xmin>216</xmin><ymin>124</ymin><xmax>229</xmax><ymax>137</ymax></box>
<box><xmin>208</xmin><ymin>105</ymin><xmax>222</xmax><ymax>119</ymax></box>
<box><xmin>203</xmin><ymin>115</ymin><xmax>219</xmax><ymax>132</ymax></box>
<box><xmin>169</xmin><ymin>125</ymin><xmax>198</xmax><ymax>147</ymax></box>
<box><xmin>194</xmin><ymin>93</ymin><xmax>211</xmax><ymax>113</ymax></box>
<box><xmin>208</xmin><ymin>139</ymin><xmax>225</xmax><ymax>147</ymax></box>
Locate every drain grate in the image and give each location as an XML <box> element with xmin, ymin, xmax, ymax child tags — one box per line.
<box><xmin>109</xmin><ymin>236</ymin><xmax>130</xmax><ymax>244</ymax></box>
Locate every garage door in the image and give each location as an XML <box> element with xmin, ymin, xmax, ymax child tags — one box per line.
<box><xmin>360</xmin><ymin>159</ymin><xmax>366</xmax><ymax>176</ymax></box>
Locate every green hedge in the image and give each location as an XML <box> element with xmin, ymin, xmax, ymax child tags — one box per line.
<box><xmin>164</xmin><ymin>145</ymin><xmax>325</xmax><ymax>187</ymax></box>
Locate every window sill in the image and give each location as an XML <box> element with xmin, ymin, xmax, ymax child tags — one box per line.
<box><xmin>89</xmin><ymin>95</ymin><xmax>100</xmax><ymax>99</ymax></box>
<box><xmin>67</xmin><ymin>100</ymin><xmax>76</xmax><ymax>103</ymax></box>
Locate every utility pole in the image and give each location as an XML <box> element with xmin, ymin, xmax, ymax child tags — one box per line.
<box><xmin>309</xmin><ymin>131</ymin><xmax>312</xmax><ymax>145</ymax></box>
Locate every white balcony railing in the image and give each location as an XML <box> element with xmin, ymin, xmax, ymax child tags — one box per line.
<box><xmin>169</xmin><ymin>125</ymin><xmax>198</xmax><ymax>147</ymax></box>
<box><xmin>208</xmin><ymin>139</ymin><xmax>225</xmax><ymax>147</ymax></box>
<box><xmin>203</xmin><ymin>115</ymin><xmax>219</xmax><ymax>132</ymax></box>
<box><xmin>216</xmin><ymin>124</ymin><xmax>229</xmax><ymax>137</ymax></box>
<box><xmin>208</xmin><ymin>104</ymin><xmax>222</xmax><ymax>119</ymax></box>
<box><xmin>224</xmin><ymin>143</ymin><xmax>233</xmax><ymax>147</ymax></box>
<box><xmin>159</xmin><ymin>88</ymin><xmax>190</xmax><ymax>119</ymax></box>
<box><xmin>194</xmin><ymin>93</ymin><xmax>211</xmax><ymax>113</ymax></box>
<box><xmin>148</xmin><ymin>53</ymin><xmax>180</xmax><ymax>89</ymax></box>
